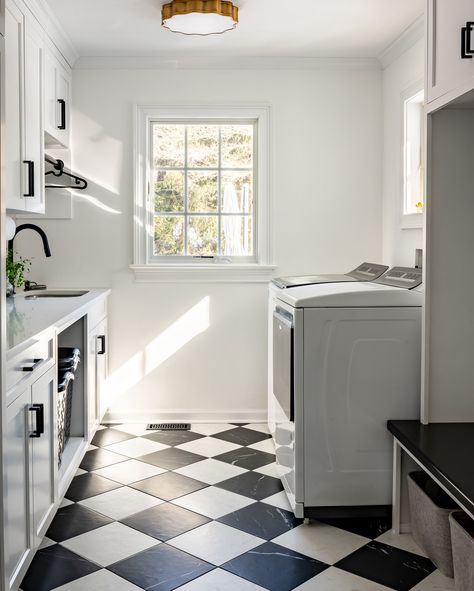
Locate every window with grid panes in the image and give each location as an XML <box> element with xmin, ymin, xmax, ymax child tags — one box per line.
<box><xmin>151</xmin><ymin>121</ymin><xmax>256</xmax><ymax>261</ymax></box>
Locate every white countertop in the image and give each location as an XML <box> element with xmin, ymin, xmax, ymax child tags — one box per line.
<box><xmin>7</xmin><ymin>289</ymin><xmax>111</xmax><ymax>358</ymax></box>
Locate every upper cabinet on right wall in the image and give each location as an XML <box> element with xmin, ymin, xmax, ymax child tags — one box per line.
<box><xmin>427</xmin><ymin>0</ymin><xmax>474</xmax><ymax>107</ymax></box>
<box><xmin>44</xmin><ymin>47</ymin><xmax>71</xmax><ymax>149</ymax></box>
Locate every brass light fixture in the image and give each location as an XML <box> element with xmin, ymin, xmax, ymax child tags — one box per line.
<box><xmin>162</xmin><ymin>0</ymin><xmax>239</xmax><ymax>36</ymax></box>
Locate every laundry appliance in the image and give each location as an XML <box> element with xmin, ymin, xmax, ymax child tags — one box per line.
<box><xmin>269</xmin><ymin>267</ymin><xmax>423</xmax><ymax>518</ymax></box>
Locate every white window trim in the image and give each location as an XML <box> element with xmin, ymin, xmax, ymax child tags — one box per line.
<box><xmin>400</xmin><ymin>81</ymin><xmax>425</xmax><ymax>230</ymax></box>
<box><xmin>132</xmin><ymin>104</ymin><xmax>275</xmax><ymax>282</ymax></box>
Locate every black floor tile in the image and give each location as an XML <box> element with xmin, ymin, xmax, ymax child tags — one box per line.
<box><xmin>79</xmin><ymin>447</ymin><xmax>128</xmax><ymax>471</ymax></box>
<box><xmin>139</xmin><ymin>448</ymin><xmax>206</xmax><ymax>470</ymax></box>
<box><xmin>214</xmin><ymin>447</ymin><xmax>275</xmax><ymax>470</ymax></box>
<box><xmin>21</xmin><ymin>545</ymin><xmax>100</xmax><ymax>591</ymax></box>
<box><xmin>46</xmin><ymin>503</ymin><xmax>113</xmax><ymax>542</ymax></box>
<box><xmin>130</xmin><ymin>471</ymin><xmax>208</xmax><ymax>501</ymax></box>
<box><xmin>65</xmin><ymin>472</ymin><xmax>122</xmax><ymax>501</ymax></box>
<box><xmin>91</xmin><ymin>428</ymin><xmax>134</xmax><ymax>447</ymax></box>
<box><xmin>223</xmin><ymin>541</ymin><xmax>328</xmax><ymax>591</ymax></box>
<box><xmin>335</xmin><ymin>541</ymin><xmax>436</xmax><ymax>591</ymax></box>
<box><xmin>318</xmin><ymin>515</ymin><xmax>392</xmax><ymax>539</ymax></box>
<box><xmin>218</xmin><ymin>502</ymin><xmax>302</xmax><ymax>540</ymax></box>
<box><xmin>108</xmin><ymin>543</ymin><xmax>213</xmax><ymax>590</ymax></box>
<box><xmin>143</xmin><ymin>430</ymin><xmax>205</xmax><ymax>447</ymax></box>
<box><xmin>121</xmin><ymin>502</ymin><xmax>211</xmax><ymax>541</ymax></box>
<box><xmin>212</xmin><ymin>427</ymin><xmax>272</xmax><ymax>446</ymax></box>
<box><xmin>216</xmin><ymin>471</ymin><xmax>283</xmax><ymax>500</ymax></box>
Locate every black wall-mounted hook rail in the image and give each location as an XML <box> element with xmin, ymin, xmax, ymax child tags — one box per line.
<box><xmin>45</xmin><ymin>155</ymin><xmax>88</xmax><ymax>190</ymax></box>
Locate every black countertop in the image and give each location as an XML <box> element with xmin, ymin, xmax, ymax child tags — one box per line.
<box><xmin>388</xmin><ymin>420</ymin><xmax>474</xmax><ymax>517</ymax></box>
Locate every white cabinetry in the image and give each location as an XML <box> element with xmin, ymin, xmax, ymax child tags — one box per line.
<box><xmin>5</xmin><ymin>0</ymin><xmax>44</xmax><ymax>214</ymax></box>
<box><xmin>4</xmin><ymin>365</ymin><xmax>56</xmax><ymax>591</ymax></box>
<box><xmin>87</xmin><ymin>310</ymin><xmax>108</xmax><ymax>437</ymax></box>
<box><xmin>44</xmin><ymin>48</ymin><xmax>71</xmax><ymax>148</ymax></box>
<box><xmin>427</xmin><ymin>0</ymin><xmax>474</xmax><ymax>105</ymax></box>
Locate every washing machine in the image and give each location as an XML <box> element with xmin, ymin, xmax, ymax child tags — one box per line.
<box><xmin>270</xmin><ymin>266</ymin><xmax>423</xmax><ymax>518</ymax></box>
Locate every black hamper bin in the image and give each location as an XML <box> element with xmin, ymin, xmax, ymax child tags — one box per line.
<box><xmin>57</xmin><ymin>347</ymin><xmax>81</xmax><ymax>467</ymax></box>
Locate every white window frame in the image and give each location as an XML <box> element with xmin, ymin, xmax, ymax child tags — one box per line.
<box><xmin>400</xmin><ymin>81</ymin><xmax>425</xmax><ymax>230</ymax></box>
<box><xmin>131</xmin><ymin>105</ymin><xmax>274</xmax><ymax>283</ymax></box>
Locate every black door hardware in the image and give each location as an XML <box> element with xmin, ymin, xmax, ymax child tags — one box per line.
<box><xmin>21</xmin><ymin>359</ymin><xmax>45</xmax><ymax>372</ymax></box>
<box><xmin>461</xmin><ymin>22</ymin><xmax>474</xmax><ymax>58</ymax></box>
<box><xmin>23</xmin><ymin>160</ymin><xmax>35</xmax><ymax>197</ymax></box>
<box><xmin>97</xmin><ymin>335</ymin><xmax>106</xmax><ymax>355</ymax></box>
<box><xmin>29</xmin><ymin>404</ymin><xmax>44</xmax><ymax>438</ymax></box>
<box><xmin>57</xmin><ymin>99</ymin><xmax>66</xmax><ymax>130</ymax></box>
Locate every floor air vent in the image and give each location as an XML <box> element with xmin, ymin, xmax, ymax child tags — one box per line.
<box><xmin>147</xmin><ymin>423</ymin><xmax>191</xmax><ymax>431</ymax></box>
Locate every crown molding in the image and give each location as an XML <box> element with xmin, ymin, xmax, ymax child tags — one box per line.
<box><xmin>74</xmin><ymin>55</ymin><xmax>381</xmax><ymax>71</ymax></box>
<box><xmin>378</xmin><ymin>14</ymin><xmax>425</xmax><ymax>69</ymax></box>
<box><xmin>26</xmin><ymin>0</ymin><xmax>79</xmax><ymax>67</ymax></box>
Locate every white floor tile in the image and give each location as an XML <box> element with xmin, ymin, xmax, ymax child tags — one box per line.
<box><xmin>113</xmin><ymin>423</ymin><xmax>153</xmax><ymax>437</ymax></box>
<box><xmin>38</xmin><ymin>537</ymin><xmax>55</xmax><ymax>550</ymax></box>
<box><xmin>75</xmin><ymin>468</ymin><xmax>87</xmax><ymax>476</ymax></box>
<box><xmin>105</xmin><ymin>437</ymin><xmax>169</xmax><ymax>458</ymax></box>
<box><xmin>176</xmin><ymin>437</ymin><xmax>240</xmax><ymax>457</ymax></box>
<box><xmin>294</xmin><ymin>567</ymin><xmax>393</xmax><ymax>590</ymax></box>
<box><xmin>61</xmin><ymin>522</ymin><xmax>159</xmax><ymax>566</ymax></box>
<box><xmin>172</xmin><ymin>485</ymin><xmax>255</xmax><ymax>519</ymax></box>
<box><xmin>92</xmin><ymin>459</ymin><xmax>166</xmax><ymax>484</ymax></box>
<box><xmin>253</xmin><ymin>462</ymin><xmax>290</xmax><ymax>478</ymax></box>
<box><xmin>244</xmin><ymin>424</ymin><xmax>270</xmax><ymax>434</ymax></box>
<box><xmin>273</xmin><ymin>521</ymin><xmax>369</xmax><ymax>565</ymax></box>
<box><xmin>261</xmin><ymin>491</ymin><xmax>292</xmax><ymax>511</ymax></box>
<box><xmin>96</xmin><ymin>425</ymin><xmax>107</xmax><ymax>431</ymax></box>
<box><xmin>190</xmin><ymin>424</ymin><xmax>236</xmax><ymax>436</ymax></box>
<box><xmin>174</xmin><ymin>458</ymin><xmax>247</xmax><ymax>484</ymax></box>
<box><xmin>177</xmin><ymin>569</ymin><xmax>267</xmax><ymax>591</ymax></box>
<box><xmin>87</xmin><ymin>444</ymin><xmax>98</xmax><ymax>451</ymax></box>
<box><xmin>375</xmin><ymin>530</ymin><xmax>428</xmax><ymax>557</ymax></box>
<box><xmin>79</xmin><ymin>486</ymin><xmax>163</xmax><ymax>519</ymax></box>
<box><xmin>51</xmin><ymin>569</ymin><xmax>143</xmax><ymax>591</ymax></box>
<box><xmin>168</xmin><ymin>521</ymin><xmax>263</xmax><ymax>565</ymax></box>
<box><xmin>247</xmin><ymin>438</ymin><xmax>275</xmax><ymax>454</ymax></box>
<box><xmin>59</xmin><ymin>498</ymin><xmax>74</xmax><ymax>508</ymax></box>
<box><xmin>410</xmin><ymin>570</ymin><xmax>456</xmax><ymax>591</ymax></box>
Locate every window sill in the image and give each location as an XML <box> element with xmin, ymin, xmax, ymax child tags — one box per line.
<box><xmin>130</xmin><ymin>264</ymin><xmax>277</xmax><ymax>283</ymax></box>
<box><xmin>401</xmin><ymin>213</ymin><xmax>424</xmax><ymax>230</ymax></box>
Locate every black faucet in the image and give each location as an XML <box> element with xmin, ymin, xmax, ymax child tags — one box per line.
<box><xmin>8</xmin><ymin>224</ymin><xmax>52</xmax><ymax>257</ymax></box>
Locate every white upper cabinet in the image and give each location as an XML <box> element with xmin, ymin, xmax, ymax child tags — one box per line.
<box><xmin>5</xmin><ymin>0</ymin><xmax>44</xmax><ymax>214</ymax></box>
<box><xmin>44</xmin><ymin>48</ymin><xmax>71</xmax><ymax>148</ymax></box>
<box><xmin>427</xmin><ymin>0</ymin><xmax>474</xmax><ymax>105</ymax></box>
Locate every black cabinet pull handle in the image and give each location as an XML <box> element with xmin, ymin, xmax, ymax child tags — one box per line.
<box><xmin>97</xmin><ymin>335</ymin><xmax>106</xmax><ymax>355</ymax></box>
<box><xmin>23</xmin><ymin>160</ymin><xmax>35</xmax><ymax>197</ymax></box>
<box><xmin>21</xmin><ymin>358</ymin><xmax>44</xmax><ymax>372</ymax></box>
<box><xmin>461</xmin><ymin>22</ymin><xmax>474</xmax><ymax>58</ymax></box>
<box><xmin>29</xmin><ymin>404</ymin><xmax>44</xmax><ymax>438</ymax></box>
<box><xmin>57</xmin><ymin>99</ymin><xmax>66</xmax><ymax>130</ymax></box>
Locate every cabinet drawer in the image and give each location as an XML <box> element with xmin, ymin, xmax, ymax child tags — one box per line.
<box><xmin>7</xmin><ymin>337</ymin><xmax>54</xmax><ymax>401</ymax></box>
<box><xmin>87</xmin><ymin>298</ymin><xmax>107</xmax><ymax>332</ymax></box>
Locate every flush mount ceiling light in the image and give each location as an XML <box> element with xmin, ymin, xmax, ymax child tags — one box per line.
<box><xmin>162</xmin><ymin>0</ymin><xmax>238</xmax><ymax>36</ymax></box>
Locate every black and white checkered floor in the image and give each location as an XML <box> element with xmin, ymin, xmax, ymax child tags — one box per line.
<box><xmin>21</xmin><ymin>423</ymin><xmax>454</xmax><ymax>591</ymax></box>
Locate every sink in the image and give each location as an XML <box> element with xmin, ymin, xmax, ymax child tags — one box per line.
<box><xmin>25</xmin><ymin>290</ymin><xmax>89</xmax><ymax>299</ymax></box>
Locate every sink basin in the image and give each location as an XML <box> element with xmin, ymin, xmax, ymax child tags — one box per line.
<box><xmin>25</xmin><ymin>290</ymin><xmax>89</xmax><ymax>299</ymax></box>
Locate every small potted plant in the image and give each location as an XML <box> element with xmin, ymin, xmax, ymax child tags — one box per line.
<box><xmin>6</xmin><ymin>249</ymin><xmax>31</xmax><ymax>296</ymax></box>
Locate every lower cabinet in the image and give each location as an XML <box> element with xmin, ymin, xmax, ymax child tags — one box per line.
<box><xmin>4</xmin><ymin>365</ymin><xmax>56</xmax><ymax>591</ymax></box>
<box><xmin>87</xmin><ymin>316</ymin><xmax>108</xmax><ymax>437</ymax></box>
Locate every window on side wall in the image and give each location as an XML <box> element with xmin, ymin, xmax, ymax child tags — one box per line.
<box><xmin>132</xmin><ymin>106</ymin><xmax>273</xmax><ymax>282</ymax></box>
<box><xmin>402</xmin><ymin>87</ymin><xmax>425</xmax><ymax>227</ymax></box>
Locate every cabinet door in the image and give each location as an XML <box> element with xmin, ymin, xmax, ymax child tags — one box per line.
<box><xmin>96</xmin><ymin>319</ymin><xmax>108</xmax><ymax>422</ymax></box>
<box><xmin>31</xmin><ymin>366</ymin><xmax>57</xmax><ymax>543</ymax></box>
<box><xmin>5</xmin><ymin>2</ymin><xmax>25</xmax><ymax>212</ymax></box>
<box><xmin>428</xmin><ymin>0</ymin><xmax>474</xmax><ymax>103</ymax></box>
<box><xmin>55</xmin><ymin>64</ymin><xmax>71</xmax><ymax>148</ymax></box>
<box><xmin>44</xmin><ymin>49</ymin><xmax>71</xmax><ymax>148</ymax></box>
<box><xmin>4</xmin><ymin>387</ymin><xmax>32</xmax><ymax>591</ymax></box>
<box><xmin>23</xmin><ymin>16</ymin><xmax>44</xmax><ymax>213</ymax></box>
<box><xmin>87</xmin><ymin>329</ymin><xmax>99</xmax><ymax>437</ymax></box>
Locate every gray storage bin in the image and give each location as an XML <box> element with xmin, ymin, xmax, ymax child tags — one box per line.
<box><xmin>408</xmin><ymin>471</ymin><xmax>458</xmax><ymax>577</ymax></box>
<box><xmin>449</xmin><ymin>511</ymin><xmax>474</xmax><ymax>591</ymax></box>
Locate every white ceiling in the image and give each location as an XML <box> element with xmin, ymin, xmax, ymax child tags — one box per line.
<box><xmin>45</xmin><ymin>0</ymin><xmax>424</xmax><ymax>58</ymax></box>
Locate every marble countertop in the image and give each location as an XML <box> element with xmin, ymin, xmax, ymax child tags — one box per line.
<box><xmin>7</xmin><ymin>289</ymin><xmax>111</xmax><ymax>358</ymax></box>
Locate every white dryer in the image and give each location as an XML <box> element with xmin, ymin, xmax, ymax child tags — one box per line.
<box><xmin>269</xmin><ymin>267</ymin><xmax>423</xmax><ymax>518</ymax></box>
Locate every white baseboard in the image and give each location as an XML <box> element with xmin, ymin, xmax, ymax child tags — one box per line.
<box><xmin>103</xmin><ymin>408</ymin><xmax>268</xmax><ymax>424</ymax></box>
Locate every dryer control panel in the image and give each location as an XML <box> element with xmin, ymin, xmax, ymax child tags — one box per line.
<box><xmin>374</xmin><ymin>267</ymin><xmax>422</xmax><ymax>289</ymax></box>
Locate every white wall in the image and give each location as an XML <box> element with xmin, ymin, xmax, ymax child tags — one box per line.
<box><xmin>16</xmin><ymin>65</ymin><xmax>382</xmax><ymax>421</ymax></box>
<box><xmin>382</xmin><ymin>39</ymin><xmax>424</xmax><ymax>267</ymax></box>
